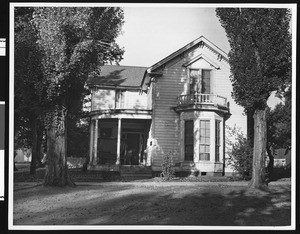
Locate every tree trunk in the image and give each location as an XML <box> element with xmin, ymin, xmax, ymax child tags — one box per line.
<box><xmin>30</xmin><ymin>118</ymin><xmax>37</xmax><ymax>175</ymax></box>
<box><xmin>266</xmin><ymin>145</ymin><xmax>274</xmax><ymax>181</ymax></box>
<box><xmin>36</xmin><ymin>122</ymin><xmax>44</xmax><ymax>168</ymax></box>
<box><xmin>247</xmin><ymin>109</ymin><xmax>254</xmax><ymax>147</ymax></box>
<box><xmin>249</xmin><ymin>108</ymin><xmax>268</xmax><ymax>189</ymax></box>
<box><xmin>44</xmin><ymin>108</ymin><xmax>75</xmax><ymax>187</ymax></box>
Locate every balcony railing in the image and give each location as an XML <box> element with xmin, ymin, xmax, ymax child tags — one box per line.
<box><xmin>177</xmin><ymin>93</ymin><xmax>228</xmax><ymax>108</ymax></box>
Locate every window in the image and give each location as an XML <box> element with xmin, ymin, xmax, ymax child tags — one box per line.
<box><xmin>189</xmin><ymin>69</ymin><xmax>211</xmax><ymax>94</ymax></box>
<box><xmin>201</xmin><ymin>70</ymin><xmax>211</xmax><ymax>94</ymax></box>
<box><xmin>184</xmin><ymin>120</ymin><xmax>194</xmax><ymax>161</ymax></box>
<box><xmin>199</xmin><ymin>120</ymin><xmax>210</xmax><ymax>160</ymax></box>
<box><xmin>116</xmin><ymin>90</ymin><xmax>125</xmax><ymax>108</ymax></box>
<box><xmin>189</xmin><ymin>69</ymin><xmax>201</xmax><ymax>94</ymax></box>
<box><xmin>215</xmin><ymin>120</ymin><xmax>221</xmax><ymax>162</ymax></box>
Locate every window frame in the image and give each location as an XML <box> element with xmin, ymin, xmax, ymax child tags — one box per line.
<box><xmin>215</xmin><ymin>120</ymin><xmax>221</xmax><ymax>162</ymax></box>
<box><xmin>184</xmin><ymin>120</ymin><xmax>194</xmax><ymax>161</ymax></box>
<box><xmin>188</xmin><ymin>68</ymin><xmax>211</xmax><ymax>95</ymax></box>
<box><xmin>199</xmin><ymin>120</ymin><xmax>210</xmax><ymax>161</ymax></box>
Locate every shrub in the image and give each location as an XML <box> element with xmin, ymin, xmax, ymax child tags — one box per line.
<box><xmin>226</xmin><ymin>126</ymin><xmax>253</xmax><ymax>180</ymax></box>
<box><xmin>161</xmin><ymin>151</ymin><xmax>176</xmax><ymax>180</ymax></box>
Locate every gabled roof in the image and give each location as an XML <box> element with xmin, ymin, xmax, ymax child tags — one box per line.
<box><xmin>147</xmin><ymin>36</ymin><xmax>228</xmax><ymax>73</ymax></box>
<box><xmin>182</xmin><ymin>53</ymin><xmax>221</xmax><ymax>70</ymax></box>
<box><xmin>86</xmin><ymin>65</ymin><xmax>148</xmax><ymax>88</ymax></box>
<box><xmin>141</xmin><ymin>36</ymin><xmax>229</xmax><ymax>91</ymax></box>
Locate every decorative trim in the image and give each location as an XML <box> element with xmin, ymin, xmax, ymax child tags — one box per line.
<box><xmin>182</xmin><ymin>54</ymin><xmax>220</xmax><ymax>70</ymax></box>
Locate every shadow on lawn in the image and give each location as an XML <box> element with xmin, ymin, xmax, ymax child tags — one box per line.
<box><xmin>13</xmin><ymin>183</ymin><xmax>291</xmax><ymax>226</ymax></box>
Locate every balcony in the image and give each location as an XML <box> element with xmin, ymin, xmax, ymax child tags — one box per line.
<box><xmin>175</xmin><ymin>93</ymin><xmax>230</xmax><ymax>114</ymax></box>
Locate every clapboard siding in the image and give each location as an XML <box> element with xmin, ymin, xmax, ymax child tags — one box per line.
<box><xmin>92</xmin><ymin>88</ymin><xmax>150</xmax><ymax>111</ymax></box>
<box><xmin>214</xmin><ymin>64</ymin><xmax>247</xmax><ymax>135</ymax></box>
<box><xmin>92</xmin><ymin>89</ymin><xmax>115</xmax><ymax>111</ymax></box>
<box><xmin>151</xmin><ymin>59</ymin><xmax>187</xmax><ymax>166</ymax></box>
<box><xmin>124</xmin><ymin>91</ymin><xmax>149</xmax><ymax>109</ymax></box>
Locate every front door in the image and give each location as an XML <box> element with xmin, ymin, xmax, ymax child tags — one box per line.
<box><xmin>126</xmin><ymin>133</ymin><xmax>140</xmax><ymax>165</ymax></box>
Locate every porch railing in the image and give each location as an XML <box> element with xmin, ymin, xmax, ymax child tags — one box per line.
<box><xmin>177</xmin><ymin>93</ymin><xmax>227</xmax><ymax>108</ymax></box>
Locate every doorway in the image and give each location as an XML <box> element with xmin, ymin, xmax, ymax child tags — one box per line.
<box><xmin>126</xmin><ymin>133</ymin><xmax>139</xmax><ymax>165</ymax></box>
<box><xmin>122</xmin><ymin>132</ymin><xmax>145</xmax><ymax>165</ymax></box>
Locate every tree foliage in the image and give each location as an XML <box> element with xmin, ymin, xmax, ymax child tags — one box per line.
<box><xmin>226</xmin><ymin>126</ymin><xmax>253</xmax><ymax>180</ymax></box>
<box><xmin>31</xmin><ymin>7</ymin><xmax>124</xmax><ymax>120</ymax></box>
<box><xmin>14</xmin><ymin>7</ymin><xmax>47</xmax><ymax>173</ymax></box>
<box><xmin>216</xmin><ymin>8</ymin><xmax>291</xmax><ymax>112</ymax></box>
<box><xmin>267</xmin><ymin>86</ymin><xmax>291</xmax><ymax>150</ymax></box>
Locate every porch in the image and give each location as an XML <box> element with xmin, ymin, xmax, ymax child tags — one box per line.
<box><xmin>88</xmin><ymin>117</ymin><xmax>152</xmax><ymax>169</ymax></box>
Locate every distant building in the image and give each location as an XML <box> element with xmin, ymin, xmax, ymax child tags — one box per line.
<box><xmin>274</xmin><ymin>148</ymin><xmax>291</xmax><ymax>168</ymax></box>
<box><xmin>15</xmin><ymin>148</ymin><xmax>32</xmax><ymax>163</ymax></box>
<box><xmin>87</xmin><ymin>36</ymin><xmax>247</xmax><ymax>176</ymax></box>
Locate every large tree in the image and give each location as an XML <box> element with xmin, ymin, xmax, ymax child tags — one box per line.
<box><xmin>216</xmin><ymin>8</ymin><xmax>292</xmax><ymax>189</ymax></box>
<box><xmin>31</xmin><ymin>7</ymin><xmax>124</xmax><ymax>186</ymax></box>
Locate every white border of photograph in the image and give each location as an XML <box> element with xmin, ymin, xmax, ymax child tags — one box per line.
<box><xmin>9</xmin><ymin>2</ymin><xmax>297</xmax><ymax>231</ymax></box>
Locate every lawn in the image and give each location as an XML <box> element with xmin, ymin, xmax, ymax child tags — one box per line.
<box><xmin>13</xmin><ymin>180</ymin><xmax>291</xmax><ymax>227</ymax></box>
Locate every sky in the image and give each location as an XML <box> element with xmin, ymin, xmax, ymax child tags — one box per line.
<box><xmin>115</xmin><ymin>6</ymin><xmax>230</xmax><ymax>67</ymax></box>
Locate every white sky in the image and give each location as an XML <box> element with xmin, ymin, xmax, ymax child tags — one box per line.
<box><xmin>115</xmin><ymin>7</ymin><xmax>230</xmax><ymax>67</ymax></box>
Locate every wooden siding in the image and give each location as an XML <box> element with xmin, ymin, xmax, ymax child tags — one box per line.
<box><xmin>150</xmin><ymin>62</ymin><xmax>187</xmax><ymax>167</ymax></box>
<box><xmin>92</xmin><ymin>89</ymin><xmax>115</xmax><ymax>111</ymax></box>
<box><xmin>123</xmin><ymin>91</ymin><xmax>149</xmax><ymax>109</ymax></box>
<box><xmin>92</xmin><ymin>88</ymin><xmax>150</xmax><ymax>111</ymax></box>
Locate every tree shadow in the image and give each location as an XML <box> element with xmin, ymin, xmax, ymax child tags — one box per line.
<box><xmin>13</xmin><ymin>183</ymin><xmax>291</xmax><ymax>226</ymax></box>
<box><xmin>88</xmin><ymin>70</ymin><xmax>127</xmax><ymax>87</ymax></box>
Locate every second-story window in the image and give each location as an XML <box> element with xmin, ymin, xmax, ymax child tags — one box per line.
<box><xmin>189</xmin><ymin>69</ymin><xmax>211</xmax><ymax>94</ymax></box>
<box><xmin>116</xmin><ymin>90</ymin><xmax>125</xmax><ymax>109</ymax></box>
<box><xmin>202</xmin><ymin>69</ymin><xmax>211</xmax><ymax>94</ymax></box>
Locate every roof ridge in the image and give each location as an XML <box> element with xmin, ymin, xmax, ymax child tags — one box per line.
<box><xmin>102</xmin><ymin>64</ymin><xmax>149</xmax><ymax>69</ymax></box>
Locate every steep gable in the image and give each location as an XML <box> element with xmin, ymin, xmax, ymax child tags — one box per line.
<box><xmin>141</xmin><ymin>36</ymin><xmax>229</xmax><ymax>90</ymax></box>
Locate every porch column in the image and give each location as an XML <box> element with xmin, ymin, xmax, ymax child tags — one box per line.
<box><xmin>93</xmin><ymin>118</ymin><xmax>98</xmax><ymax>165</ymax></box>
<box><xmin>89</xmin><ymin>118</ymin><xmax>95</xmax><ymax>164</ymax></box>
<box><xmin>116</xmin><ymin>118</ymin><xmax>122</xmax><ymax>165</ymax></box>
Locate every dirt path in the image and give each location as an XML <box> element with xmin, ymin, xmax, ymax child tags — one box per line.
<box><xmin>13</xmin><ymin>181</ymin><xmax>291</xmax><ymax>227</ymax></box>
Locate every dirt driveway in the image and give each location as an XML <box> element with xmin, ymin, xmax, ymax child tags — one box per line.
<box><xmin>13</xmin><ymin>181</ymin><xmax>291</xmax><ymax>228</ymax></box>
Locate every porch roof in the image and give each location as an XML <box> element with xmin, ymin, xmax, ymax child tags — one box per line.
<box><xmin>86</xmin><ymin>65</ymin><xmax>148</xmax><ymax>88</ymax></box>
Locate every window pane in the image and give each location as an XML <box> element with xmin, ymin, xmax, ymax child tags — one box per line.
<box><xmin>185</xmin><ymin>120</ymin><xmax>194</xmax><ymax>161</ymax></box>
<box><xmin>199</xmin><ymin>120</ymin><xmax>210</xmax><ymax>161</ymax></box>
<box><xmin>205</xmin><ymin>145</ymin><xmax>210</xmax><ymax>153</ymax></box>
<box><xmin>201</xmin><ymin>70</ymin><xmax>211</xmax><ymax>94</ymax></box>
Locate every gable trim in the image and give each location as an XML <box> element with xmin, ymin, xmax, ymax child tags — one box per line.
<box><xmin>147</xmin><ymin>36</ymin><xmax>228</xmax><ymax>73</ymax></box>
<box><xmin>182</xmin><ymin>53</ymin><xmax>220</xmax><ymax>70</ymax></box>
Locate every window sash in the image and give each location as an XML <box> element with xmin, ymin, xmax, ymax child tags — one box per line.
<box><xmin>215</xmin><ymin>120</ymin><xmax>221</xmax><ymax>162</ymax></box>
<box><xmin>184</xmin><ymin>120</ymin><xmax>194</xmax><ymax>161</ymax></box>
<box><xmin>199</xmin><ymin>120</ymin><xmax>210</xmax><ymax>161</ymax></box>
<box><xmin>189</xmin><ymin>69</ymin><xmax>211</xmax><ymax>94</ymax></box>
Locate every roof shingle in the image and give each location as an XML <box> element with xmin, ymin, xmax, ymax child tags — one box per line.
<box><xmin>86</xmin><ymin>65</ymin><xmax>148</xmax><ymax>88</ymax></box>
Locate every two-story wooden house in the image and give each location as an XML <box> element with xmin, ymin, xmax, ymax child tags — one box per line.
<box><xmin>87</xmin><ymin>36</ymin><xmax>247</xmax><ymax>176</ymax></box>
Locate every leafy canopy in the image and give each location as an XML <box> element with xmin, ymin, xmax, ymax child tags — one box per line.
<box><xmin>216</xmin><ymin>8</ymin><xmax>291</xmax><ymax>112</ymax></box>
<box><xmin>31</xmin><ymin>7</ymin><xmax>124</xmax><ymax>127</ymax></box>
